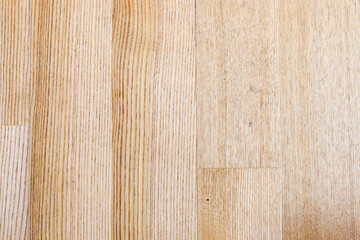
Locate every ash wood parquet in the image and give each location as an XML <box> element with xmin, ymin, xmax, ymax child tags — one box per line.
<box><xmin>0</xmin><ymin>0</ymin><xmax>359</xmax><ymax>239</ymax></box>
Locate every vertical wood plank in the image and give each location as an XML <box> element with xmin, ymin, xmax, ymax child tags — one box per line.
<box><xmin>112</xmin><ymin>0</ymin><xmax>155</xmax><ymax>238</ymax></box>
<box><xmin>0</xmin><ymin>1</ymin><xmax>31</xmax><ymax>239</ymax></box>
<box><xmin>150</xmin><ymin>1</ymin><xmax>196</xmax><ymax>238</ymax></box>
<box><xmin>30</xmin><ymin>0</ymin><xmax>112</xmax><ymax>239</ymax></box>
<box><xmin>280</xmin><ymin>0</ymin><xmax>360</xmax><ymax>239</ymax></box>
<box><xmin>0</xmin><ymin>0</ymin><xmax>31</xmax><ymax>125</ymax></box>
<box><xmin>198</xmin><ymin>169</ymin><xmax>281</xmax><ymax>239</ymax></box>
<box><xmin>112</xmin><ymin>0</ymin><xmax>197</xmax><ymax>239</ymax></box>
<box><xmin>0</xmin><ymin>126</ymin><xmax>29</xmax><ymax>239</ymax></box>
<box><xmin>196</xmin><ymin>0</ymin><xmax>279</xmax><ymax>168</ymax></box>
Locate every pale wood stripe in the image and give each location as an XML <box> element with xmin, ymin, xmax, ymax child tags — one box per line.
<box><xmin>196</xmin><ymin>0</ymin><xmax>279</xmax><ymax>168</ymax></box>
<box><xmin>280</xmin><ymin>0</ymin><xmax>360</xmax><ymax>239</ymax></box>
<box><xmin>0</xmin><ymin>1</ymin><xmax>31</xmax><ymax>238</ymax></box>
<box><xmin>30</xmin><ymin>0</ymin><xmax>112</xmax><ymax>239</ymax></box>
<box><xmin>198</xmin><ymin>168</ymin><xmax>281</xmax><ymax>239</ymax></box>
<box><xmin>112</xmin><ymin>0</ymin><xmax>197</xmax><ymax>239</ymax></box>
<box><xmin>0</xmin><ymin>0</ymin><xmax>30</xmax><ymax>125</ymax></box>
<box><xmin>0</xmin><ymin>126</ymin><xmax>29</xmax><ymax>240</ymax></box>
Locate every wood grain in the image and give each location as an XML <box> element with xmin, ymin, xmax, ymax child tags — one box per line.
<box><xmin>196</xmin><ymin>0</ymin><xmax>279</xmax><ymax>168</ymax></box>
<box><xmin>1</xmin><ymin>0</ymin><xmax>360</xmax><ymax>239</ymax></box>
<box><xmin>0</xmin><ymin>126</ymin><xmax>29</xmax><ymax>240</ymax></box>
<box><xmin>112</xmin><ymin>0</ymin><xmax>155</xmax><ymax>238</ymax></box>
<box><xmin>112</xmin><ymin>0</ymin><xmax>197</xmax><ymax>239</ymax></box>
<box><xmin>0</xmin><ymin>0</ymin><xmax>31</xmax><ymax>126</ymax></box>
<box><xmin>0</xmin><ymin>1</ymin><xmax>31</xmax><ymax>239</ymax></box>
<box><xmin>280</xmin><ymin>0</ymin><xmax>360</xmax><ymax>239</ymax></box>
<box><xmin>30</xmin><ymin>0</ymin><xmax>112</xmax><ymax>239</ymax></box>
<box><xmin>198</xmin><ymin>168</ymin><xmax>281</xmax><ymax>239</ymax></box>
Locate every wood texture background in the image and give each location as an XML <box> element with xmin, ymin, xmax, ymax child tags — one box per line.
<box><xmin>0</xmin><ymin>0</ymin><xmax>359</xmax><ymax>239</ymax></box>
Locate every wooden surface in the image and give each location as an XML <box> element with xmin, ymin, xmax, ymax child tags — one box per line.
<box><xmin>30</xmin><ymin>0</ymin><xmax>112</xmax><ymax>239</ymax></box>
<box><xmin>0</xmin><ymin>0</ymin><xmax>359</xmax><ymax>239</ymax></box>
<box><xmin>0</xmin><ymin>126</ymin><xmax>30</xmax><ymax>240</ymax></box>
<box><xmin>112</xmin><ymin>0</ymin><xmax>196</xmax><ymax>239</ymax></box>
<box><xmin>197</xmin><ymin>0</ymin><xmax>279</xmax><ymax>168</ymax></box>
<box><xmin>280</xmin><ymin>1</ymin><xmax>360</xmax><ymax>239</ymax></box>
<box><xmin>1</xmin><ymin>0</ymin><xmax>31</xmax><ymax>239</ymax></box>
<box><xmin>198</xmin><ymin>169</ymin><xmax>281</xmax><ymax>239</ymax></box>
<box><xmin>0</xmin><ymin>0</ymin><xmax>30</xmax><ymax>126</ymax></box>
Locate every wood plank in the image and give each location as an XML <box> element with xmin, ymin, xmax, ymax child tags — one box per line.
<box><xmin>198</xmin><ymin>168</ymin><xmax>281</xmax><ymax>239</ymax></box>
<box><xmin>0</xmin><ymin>1</ymin><xmax>31</xmax><ymax>238</ymax></box>
<box><xmin>196</xmin><ymin>0</ymin><xmax>279</xmax><ymax>168</ymax></box>
<box><xmin>279</xmin><ymin>0</ymin><xmax>360</xmax><ymax>239</ymax></box>
<box><xmin>0</xmin><ymin>126</ymin><xmax>29</xmax><ymax>239</ymax></box>
<box><xmin>0</xmin><ymin>0</ymin><xmax>30</xmax><ymax>125</ymax></box>
<box><xmin>30</xmin><ymin>1</ymin><xmax>112</xmax><ymax>239</ymax></box>
<box><xmin>112</xmin><ymin>0</ymin><xmax>197</xmax><ymax>239</ymax></box>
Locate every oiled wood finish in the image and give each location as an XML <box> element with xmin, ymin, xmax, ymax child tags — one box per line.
<box><xmin>198</xmin><ymin>169</ymin><xmax>281</xmax><ymax>239</ymax></box>
<box><xmin>196</xmin><ymin>0</ymin><xmax>279</xmax><ymax>168</ymax></box>
<box><xmin>280</xmin><ymin>1</ymin><xmax>360</xmax><ymax>239</ymax></box>
<box><xmin>31</xmin><ymin>0</ymin><xmax>112</xmax><ymax>239</ymax></box>
<box><xmin>112</xmin><ymin>0</ymin><xmax>197</xmax><ymax>239</ymax></box>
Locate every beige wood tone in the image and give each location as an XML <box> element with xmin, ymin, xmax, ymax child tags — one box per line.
<box><xmin>112</xmin><ymin>0</ymin><xmax>197</xmax><ymax>239</ymax></box>
<box><xmin>0</xmin><ymin>0</ymin><xmax>31</xmax><ymax>126</ymax></box>
<box><xmin>0</xmin><ymin>126</ymin><xmax>30</xmax><ymax>240</ymax></box>
<box><xmin>0</xmin><ymin>1</ymin><xmax>31</xmax><ymax>239</ymax></box>
<box><xmin>198</xmin><ymin>168</ymin><xmax>281</xmax><ymax>239</ymax></box>
<box><xmin>280</xmin><ymin>0</ymin><xmax>360</xmax><ymax>239</ymax></box>
<box><xmin>1</xmin><ymin>0</ymin><xmax>360</xmax><ymax>239</ymax></box>
<box><xmin>30</xmin><ymin>0</ymin><xmax>112</xmax><ymax>239</ymax></box>
<box><xmin>196</xmin><ymin>0</ymin><xmax>279</xmax><ymax>168</ymax></box>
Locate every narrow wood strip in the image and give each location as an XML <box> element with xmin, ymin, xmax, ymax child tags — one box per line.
<box><xmin>112</xmin><ymin>0</ymin><xmax>197</xmax><ymax>239</ymax></box>
<box><xmin>112</xmin><ymin>0</ymin><xmax>155</xmax><ymax>238</ymax></box>
<box><xmin>0</xmin><ymin>1</ymin><xmax>31</xmax><ymax>238</ymax></box>
<box><xmin>30</xmin><ymin>0</ymin><xmax>112</xmax><ymax>239</ymax></box>
<box><xmin>198</xmin><ymin>168</ymin><xmax>281</xmax><ymax>239</ymax></box>
<box><xmin>280</xmin><ymin>0</ymin><xmax>360</xmax><ymax>238</ymax></box>
<box><xmin>0</xmin><ymin>126</ymin><xmax>30</xmax><ymax>239</ymax></box>
<box><xmin>0</xmin><ymin>0</ymin><xmax>30</xmax><ymax>125</ymax></box>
